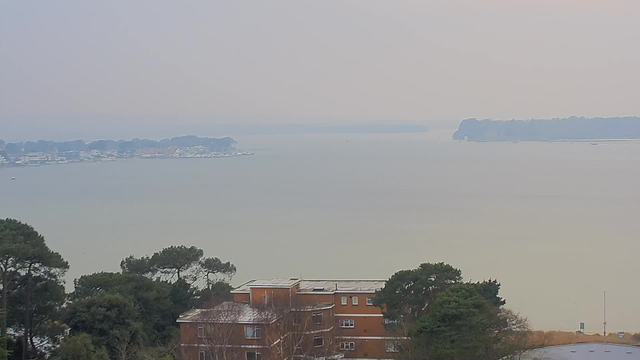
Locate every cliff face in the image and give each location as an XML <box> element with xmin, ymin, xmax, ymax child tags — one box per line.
<box><xmin>453</xmin><ymin>117</ymin><xmax>640</xmax><ymax>141</ymax></box>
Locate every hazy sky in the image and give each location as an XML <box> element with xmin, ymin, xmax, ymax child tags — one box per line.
<box><xmin>2</xmin><ymin>1</ymin><xmax>640</xmax><ymax>140</ymax></box>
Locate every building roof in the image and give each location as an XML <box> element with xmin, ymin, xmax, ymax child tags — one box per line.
<box><xmin>298</xmin><ymin>279</ymin><xmax>385</xmax><ymax>293</ymax></box>
<box><xmin>177</xmin><ymin>302</ymin><xmax>279</xmax><ymax>324</ymax></box>
<box><xmin>231</xmin><ymin>278</ymin><xmax>301</xmax><ymax>292</ymax></box>
<box><xmin>231</xmin><ymin>278</ymin><xmax>385</xmax><ymax>294</ymax></box>
<box><xmin>521</xmin><ymin>343</ymin><xmax>640</xmax><ymax>360</ymax></box>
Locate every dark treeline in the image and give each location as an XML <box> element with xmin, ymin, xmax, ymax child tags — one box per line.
<box><xmin>1</xmin><ymin>219</ymin><xmax>532</xmax><ymax>360</ymax></box>
<box><xmin>374</xmin><ymin>263</ymin><xmax>530</xmax><ymax>360</ymax></box>
<box><xmin>453</xmin><ymin>116</ymin><xmax>640</xmax><ymax>141</ymax></box>
<box><xmin>0</xmin><ymin>136</ymin><xmax>236</xmax><ymax>155</ymax></box>
<box><xmin>0</xmin><ymin>219</ymin><xmax>236</xmax><ymax>360</ymax></box>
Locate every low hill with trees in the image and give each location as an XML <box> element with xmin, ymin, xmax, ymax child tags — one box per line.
<box><xmin>3</xmin><ymin>220</ymin><xmax>640</xmax><ymax>360</ymax></box>
<box><xmin>0</xmin><ymin>136</ymin><xmax>236</xmax><ymax>155</ymax></box>
<box><xmin>0</xmin><ymin>219</ymin><xmax>236</xmax><ymax>360</ymax></box>
<box><xmin>453</xmin><ymin>116</ymin><xmax>640</xmax><ymax>141</ymax></box>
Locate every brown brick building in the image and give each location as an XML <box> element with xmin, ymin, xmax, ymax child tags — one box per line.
<box><xmin>178</xmin><ymin>279</ymin><xmax>402</xmax><ymax>360</ymax></box>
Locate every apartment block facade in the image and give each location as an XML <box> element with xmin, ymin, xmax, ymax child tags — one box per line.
<box><xmin>178</xmin><ymin>279</ymin><xmax>401</xmax><ymax>360</ymax></box>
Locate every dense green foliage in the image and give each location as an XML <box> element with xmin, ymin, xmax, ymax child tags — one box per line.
<box><xmin>56</xmin><ymin>334</ymin><xmax>108</xmax><ymax>360</ymax></box>
<box><xmin>413</xmin><ymin>285</ymin><xmax>502</xmax><ymax>360</ymax></box>
<box><xmin>66</xmin><ymin>244</ymin><xmax>236</xmax><ymax>360</ymax></box>
<box><xmin>72</xmin><ymin>272</ymin><xmax>177</xmax><ymax>344</ymax></box>
<box><xmin>373</xmin><ymin>262</ymin><xmax>462</xmax><ymax>321</ymax></box>
<box><xmin>65</xmin><ymin>293</ymin><xmax>141</xmax><ymax>354</ymax></box>
<box><xmin>0</xmin><ymin>218</ymin><xmax>236</xmax><ymax>360</ymax></box>
<box><xmin>375</xmin><ymin>263</ymin><xmax>530</xmax><ymax>360</ymax></box>
<box><xmin>3</xmin><ymin>219</ymin><xmax>529</xmax><ymax>360</ymax></box>
<box><xmin>0</xmin><ymin>219</ymin><xmax>69</xmax><ymax>360</ymax></box>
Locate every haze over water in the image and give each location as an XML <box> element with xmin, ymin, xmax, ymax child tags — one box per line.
<box><xmin>2</xmin><ymin>130</ymin><xmax>640</xmax><ymax>332</ymax></box>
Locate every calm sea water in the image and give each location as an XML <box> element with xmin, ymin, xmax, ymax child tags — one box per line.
<box><xmin>2</xmin><ymin>130</ymin><xmax>640</xmax><ymax>331</ymax></box>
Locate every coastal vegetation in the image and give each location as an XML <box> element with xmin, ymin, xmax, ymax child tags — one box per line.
<box><xmin>0</xmin><ymin>219</ymin><xmax>234</xmax><ymax>360</ymax></box>
<box><xmin>2</xmin><ymin>219</ymin><xmax>639</xmax><ymax>360</ymax></box>
<box><xmin>453</xmin><ymin>116</ymin><xmax>640</xmax><ymax>141</ymax></box>
<box><xmin>374</xmin><ymin>263</ymin><xmax>530</xmax><ymax>360</ymax></box>
<box><xmin>0</xmin><ymin>136</ymin><xmax>236</xmax><ymax>155</ymax></box>
<box><xmin>0</xmin><ymin>136</ymin><xmax>248</xmax><ymax>168</ymax></box>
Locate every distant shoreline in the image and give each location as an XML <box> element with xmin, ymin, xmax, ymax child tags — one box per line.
<box><xmin>453</xmin><ymin>116</ymin><xmax>640</xmax><ymax>142</ymax></box>
<box><xmin>0</xmin><ymin>135</ymin><xmax>251</xmax><ymax>168</ymax></box>
<box><xmin>0</xmin><ymin>152</ymin><xmax>255</xmax><ymax>171</ymax></box>
<box><xmin>0</xmin><ymin>151</ymin><xmax>254</xmax><ymax>169</ymax></box>
<box><xmin>462</xmin><ymin>138</ymin><xmax>640</xmax><ymax>143</ymax></box>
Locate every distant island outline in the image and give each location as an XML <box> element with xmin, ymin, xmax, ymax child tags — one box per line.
<box><xmin>453</xmin><ymin>116</ymin><xmax>640</xmax><ymax>142</ymax></box>
<box><xmin>0</xmin><ymin>135</ymin><xmax>253</xmax><ymax>168</ymax></box>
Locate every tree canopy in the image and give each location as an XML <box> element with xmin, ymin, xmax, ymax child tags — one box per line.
<box><xmin>373</xmin><ymin>262</ymin><xmax>462</xmax><ymax>321</ymax></box>
<box><xmin>56</xmin><ymin>334</ymin><xmax>109</xmax><ymax>360</ymax></box>
<box><xmin>3</xmin><ymin>219</ymin><xmax>532</xmax><ymax>360</ymax></box>
<box><xmin>1</xmin><ymin>219</ymin><xmax>237</xmax><ymax>360</ymax></box>
<box><xmin>121</xmin><ymin>245</ymin><xmax>206</xmax><ymax>282</ymax></box>
<box><xmin>71</xmin><ymin>272</ymin><xmax>181</xmax><ymax>345</ymax></box>
<box><xmin>411</xmin><ymin>284</ymin><xmax>529</xmax><ymax>360</ymax></box>
<box><xmin>0</xmin><ymin>219</ymin><xmax>69</xmax><ymax>360</ymax></box>
<box><xmin>149</xmin><ymin>246</ymin><xmax>203</xmax><ymax>281</ymax></box>
<box><xmin>67</xmin><ymin>245</ymin><xmax>236</xmax><ymax>359</ymax></box>
<box><xmin>375</xmin><ymin>262</ymin><xmax>530</xmax><ymax>360</ymax></box>
<box><xmin>412</xmin><ymin>284</ymin><xmax>501</xmax><ymax>360</ymax></box>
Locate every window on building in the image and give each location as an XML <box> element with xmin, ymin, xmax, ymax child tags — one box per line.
<box><xmin>312</xmin><ymin>311</ymin><xmax>323</xmax><ymax>324</ymax></box>
<box><xmin>199</xmin><ymin>350</ymin><xmax>206</xmax><ymax>360</ymax></box>
<box><xmin>245</xmin><ymin>325</ymin><xmax>261</xmax><ymax>339</ymax></box>
<box><xmin>246</xmin><ymin>351</ymin><xmax>262</xmax><ymax>360</ymax></box>
<box><xmin>366</xmin><ymin>297</ymin><xmax>374</xmax><ymax>306</ymax></box>
<box><xmin>293</xmin><ymin>313</ymin><xmax>301</xmax><ymax>325</ymax></box>
<box><xmin>313</xmin><ymin>336</ymin><xmax>324</xmax><ymax>347</ymax></box>
<box><xmin>340</xmin><ymin>342</ymin><xmax>356</xmax><ymax>351</ymax></box>
<box><xmin>197</xmin><ymin>324</ymin><xmax>205</xmax><ymax>337</ymax></box>
<box><xmin>386</xmin><ymin>341</ymin><xmax>401</xmax><ymax>353</ymax></box>
<box><xmin>341</xmin><ymin>296</ymin><xmax>347</xmax><ymax>305</ymax></box>
<box><xmin>352</xmin><ymin>296</ymin><xmax>358</xmax><ymax>305</ymax></box>
<box><xmin>339</xmin><ymin>319</ymin><xmax>355</xmax><ymax>328</ymax></box>
<box><xmin>384</xmin><ymin>318</ymin><xmax>400</xmax><ymax>325</ymax></box>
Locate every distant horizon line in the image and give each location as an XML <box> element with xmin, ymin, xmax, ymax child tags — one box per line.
<box><xmin>0</xmin><ymin>123</ymin><xmax>430</xmax><ymax>143</ymax></box>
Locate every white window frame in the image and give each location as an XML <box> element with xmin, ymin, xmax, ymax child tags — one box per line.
<box><xmin>197</xmin><ymin>324</ymin><xmax>205</xmax><ymax>337</ymax></box>
<box><xmin>386</xmin><ymin>341</ymin><xmax>401</xmax><ymax>353</ymax></box>
<box><xmin>245</xmin><ymin>325</ymin><xmax>261</xmax><ymax>339</ymax></box>
<box><xmin>340</xmin><ymin>342</ymin><xmax>355</xmax><ymax>351</ymax></box>
<box><xmin>341</xmin><ymin>296</ymin><xmax>347</xmax><ymax>305</ymax></box>
<box><xmin>366</xmin><ymin>297</ymin><xmax>374</xmax><ymax>306</ymax></box>
<box><xmin>352</xmin><ymin>296</ymin><xmax>358</xmax><ymax>305</ymax></box>
<box><xmin>199</xmin><ymin>350</ymin><xmax>206</xmax><ymax>360</ymax></box>
<box><xmin>339</xmin><ymin>319</ymin><xmax>355</xmax><ymax>328</ymax></box>
<box><xmin>246</xmin><ymin>351</ymin><xmax>261</xmax><ymax>360</ymax></box>
<box><xmin>313</xmin><ymin>335</ymin><xmax>324</xmax><ymax>347</ymax></box>
<box><xmin>312</xmin><ymin>311</ymin><xmax>323</xmax><ymax>325</ymax></box>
